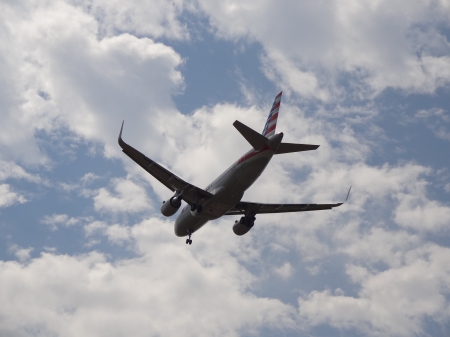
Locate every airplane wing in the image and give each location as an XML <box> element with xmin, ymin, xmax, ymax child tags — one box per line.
<box><xmin>225</xmin><ymin>187</ymin><xmax>351</xmax><ymax>215</ymax></box>
<box><xmin>118</xmin><ymin>122</ymin><xmax>213</xmax><ymax>205</ymax></box>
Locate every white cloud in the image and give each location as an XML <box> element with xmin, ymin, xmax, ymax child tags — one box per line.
<box><xmin>0</xmin><ymin>0</ymin><xmax>184</xmax><ymax>166</ymax></box>
<box><xmin>196</xmin><ymin>0</ymin><xmax>450</xmax><ymax>99</ymax></box>
<box><xmin>84</xmin><ymin>221</ymin><xmax>131</xmax><ymax>245</ymax></box>
<box><xmin>71</xmin><ymin>0</ymin><xmax>190</xmax><ymax>40</ymax></box>
<box><xmin>84</xmin><ymin>221</ymin><xmax>108</xmax><ymax>237</ymax></box>
<box><xmin>0</xmin><ymin>160</ymin><xmax>41</xmax><ymax>183</ymax></box>
<box><xmin>0</xmin><ymin>2</ymin><xmax>449</xmax><ymax>337</ymax></box>
<box><xmin>0</xmin><ymin>218</ymin><xmax>296</xmax><ymax>337</ymax></box>
<box><xmin>274</xmin><ymin>262</ymin><xmax>293</xmax><ymax>279</ymax></box>
<box><xmin>8</xmin><ymin>245</ymin><xmax>34</xmax><ymax>262</ymax></box>
<box><xmin>394</xmin><ymin>194</ymin><xmax>450</xmax><ymax>232</ymax></box>
<box><xmin>337</xmin><ymin>226</ymin><xmax>421</xmax><ymax>268</ymax></box>
<box><xmin>43</xmin><ymin>246</ymin><xmax>57</xmax><ymax>253</ymax></box>
<box><xmin>104</xmin><ymin>224</ymin><xmax>132</xmax><ymax>244</ymax></box>
<box><xmin>0</xmin><ymin>184</ymin><xmax>26</xmax><ymax>208</ymax></box>
<box><xmin>445</xmin><ymin>183</ymin><xmax>450</xmax><ymax>193</ymax></box>
<box><xmin>80</xmin><ymin>172</ymin><xmax>100</xmax><ymax>186</ymax></box>
<box><xmin>299</xmin><ymin>244</ymin><xmax>450</xmax><ymax>336</ymax></box>
<box><xmin>414</xmin><ymin>108</ymin><xmax>450</xmax><ymax>140</ymax></box>
<box><xmin>93</xmin><ymin>178</ymin><xmax>152</xmax><ymax>213</ymax></box>
<box><xmin>41</xmin><ymin>213</ymin><xmax>81</xmax><ymax>231</ymax></box>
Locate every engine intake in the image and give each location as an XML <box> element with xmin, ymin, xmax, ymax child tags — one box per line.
<box><xmin>161</xmin><ymin>195</ymin><xmax>182</xmax><ymax>217</ymax></box>
<box><xmin>232</xmin><ymin>216</ymin><xmax>255</xmax><ymax>236</ymax></box>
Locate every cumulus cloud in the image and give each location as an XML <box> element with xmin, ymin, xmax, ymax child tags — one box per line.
<box><xmin>394</xmin><ymin>194</ymin><xmax>450</xmax><ymax>232</ymax></box>
<box><xmin>84</xmin><ymin>221</ymin><xmax>131</xmax><ymax>245</ymax></box>
<box><xmin>0</xmin><ymin>184</ymin><xmax>26</xmax><ymax>208</ymax></box>
<box><xmin>92</xmin><ymin>178</ymin><xmax>152</xmax><ymax>213</ymax></box>
<box><xmin>0</xmin><ymin>0</ymin><xmax>184</xmax><ymax>166</ymax></box>
<box><xmin>197</xmin><ymin>0</ymin><xmax>450</xmax><ymax>99</ymax></box>
<box><xmin>0</xmin><ymin>218</ymin><xmax>296</xmax><ymax>337</ymax></box>
<box><xmin>299</xmin><ymin>244</ymin><xmax>450</xmax><ymax>336</ymax></box>
<box><xmin>70</xmin><ymin>0</ymin><xmax>190</xmax><ymax>40</ymax></box>
<box><xmin>8</xmin><ymin>245</ymin><xmax>34</xmax><ymax>262</ymax></box>
<box><xmin>274</xmin><ymin>262</ymin><xmax>293</xmax><ymax>279</ymax></box>
<box><xmin>0</xmin><ymin>1</ymin><xmax>449</xmax><ymax>337</ymax></box>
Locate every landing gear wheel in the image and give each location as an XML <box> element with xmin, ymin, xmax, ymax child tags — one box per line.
<box><xmin>197</xmin><ymin>205</ymin><xmax>203</xmax><ymax>213</ymax></box>
<box><xmin>186</xmin><ymin>232</ymin><xmax>193</xmax><ymax>245</ymax></box>
<box><xmin>190</xmin><ymin>204</ymin><xmax>197</xmax><ymax>212</ymax></box>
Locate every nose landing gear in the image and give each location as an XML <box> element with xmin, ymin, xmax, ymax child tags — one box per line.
<box><xmin>185</xmin><ymin>232</ymin><xmax>193</xmax><ymax>245</ymax></box>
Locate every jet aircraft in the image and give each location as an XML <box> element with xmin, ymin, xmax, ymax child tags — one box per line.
<box><xmin>118</xmin><ymin>92</ymin><xmax>350</xmax><ymax>244</ymax></box>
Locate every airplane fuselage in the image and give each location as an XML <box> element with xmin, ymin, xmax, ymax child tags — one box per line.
<box><xmin>174</xmin><ymin>132</ymin><xmax>284</xmax><ymax>236</ymax></box>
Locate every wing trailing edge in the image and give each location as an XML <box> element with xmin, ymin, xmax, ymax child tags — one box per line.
<box><xmin>225</xmin><ymin>186</ymin><xmax>351</xmax><ymax>215</ymax></box>
<box><xmin>275</xmin><ymin>142</ymin><xmax>320</xmax><ymax>154</ymax></box>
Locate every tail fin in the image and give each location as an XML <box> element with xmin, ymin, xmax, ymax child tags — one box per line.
<box><xmin>262</xmin><ymin>91</ymin><xmax>282</xmax><ymax>137</ymax></box>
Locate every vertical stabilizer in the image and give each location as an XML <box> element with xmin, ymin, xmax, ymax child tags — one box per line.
<box><xmin>262</xmin><ymin>92</ymin><xmax>282</xmax><ymax>137</ymax></box>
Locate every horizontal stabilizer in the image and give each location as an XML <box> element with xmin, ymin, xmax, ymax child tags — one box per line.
<box><xmin>275</xmin><ymin>142</ymin><xmax>320</xmax><ymax>154</ymax></box>
<box><xmin>233</xmin><ymin>120</ymin><xmax>268</xmax><ymax>151</ymax></box>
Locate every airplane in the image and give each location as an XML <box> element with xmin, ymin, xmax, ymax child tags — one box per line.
<box><xmin>118</xmin><ymin>92</ymin><xmax>350</xmax><ymax>245</ymax></box>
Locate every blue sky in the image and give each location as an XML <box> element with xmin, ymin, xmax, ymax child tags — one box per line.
<box><xmin>1</xmin><ymin>1</ymin><xmax>450</xmax><ymax>336</ymax></box>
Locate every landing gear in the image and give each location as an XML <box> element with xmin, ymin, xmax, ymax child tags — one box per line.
<box><xmin>190</xmin><ymin>203</ymin><xmax>203</xmax><ymax>213</ymax></box>
<box><xmin>185</xmin><ymin>232</ymin><xmax>193</xmax><ymax>245</ymax></box>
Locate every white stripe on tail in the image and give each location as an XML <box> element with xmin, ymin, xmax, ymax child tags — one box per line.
<box><xmin>262</xmin><ymin>92</ymin><xmax>282</xmax><ymax>138</ymax></box>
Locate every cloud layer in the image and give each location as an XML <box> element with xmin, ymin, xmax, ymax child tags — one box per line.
<box><xmin>0</xmin><ymin>0</ymin><xmax>449</xmax><ymax>336</ymax></box>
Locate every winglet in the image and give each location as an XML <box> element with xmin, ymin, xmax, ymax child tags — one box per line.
<box><xmin>118</xmin><ymin>121</ymin><xmax>125</xmax><ymax>149</ymax></box>
<box><xmin>334</xmin><ymin>186</ymin><xmax>352</xmax><ymax>208</ymax></box>
<box><xmin>345</xmin><ymin>186</ymin><xmax>352</xmax><ymax>202</ymax></box>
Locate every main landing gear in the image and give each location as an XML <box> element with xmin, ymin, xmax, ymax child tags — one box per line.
<box><xmin>186</xmin><ymin>232</ymin><xmax>193</xmax><ymax>245</ymax></box>
<box><xmin>190</xmin><ymin>203</ymin><xmax>203</xmax><ymax>213</ymax></box>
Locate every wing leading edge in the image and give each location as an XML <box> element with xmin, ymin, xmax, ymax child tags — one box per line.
<box><xmin>118</xmin><ymin>122</ymin><xmax>212</xmax><ymax>205</ymax></box>
<box><xmin>225</xmin><ymin>187</ymin><xmax>351</xmax><ymax>215</ymax></box>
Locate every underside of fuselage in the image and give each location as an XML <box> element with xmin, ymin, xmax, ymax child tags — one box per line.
<box><xmin>174</xmin><ymin>140</ymin><xmax>279</xmax><ymax>237</ymax></box>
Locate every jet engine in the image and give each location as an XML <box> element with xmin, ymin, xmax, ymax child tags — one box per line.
<box><xmin>232</xmin><ymin>216</ymin><xmax>255</xmax><ymax>236</ymax></box>
<box><xmin>161</xmin><ymin>195</ymin><xmax>182</xmax><ymax>217</ymax></box>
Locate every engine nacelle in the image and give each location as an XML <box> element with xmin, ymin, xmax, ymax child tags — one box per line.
<box><xmin>161</xmin><ymin>195</ymin><xmax>182</xmax><ymax>217</ymax></box>
<box><xmin>232</xmin><ymin>216</ymin><xmax>255</xmax><ymax>236</ymax></box>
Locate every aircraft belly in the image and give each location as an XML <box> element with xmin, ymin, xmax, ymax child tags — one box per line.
<box><xmin>202</xmin><ymin>186</ymin><xmax>243</xmax><ymax>218</ymax></box>
<box><xmin>174</xmin><ymin>151</ymin><xmax>273</xmax><ymax>238</ymax></box>
<box><xmin>239</xmin><ymin>154</ymin><xmax>271</xmax><ymax>190</ymax></box>
<box><xmin>174</xmin><ymin>210</ymin><xmax>208</xmax><ymax>237</ymax></box>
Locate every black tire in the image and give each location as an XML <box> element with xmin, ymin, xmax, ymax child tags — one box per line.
<box><xmin>190</xmin><ymin>204</ymin><xmax>197</xmax><ymax>212</ymax></box>
<box><xmin>186</xmin><ymin>239</ymin><xmax>189</xmax><ymax>244</ymax></box>
<box><xmin>189</xmin><ymin>240</ymin><xmax>192</xmax><ymax>245</ymax></box>
<box><xmin>197</xmin><ymin>205</ymin><xmax>203</xmax><ymax>213</ymax></box>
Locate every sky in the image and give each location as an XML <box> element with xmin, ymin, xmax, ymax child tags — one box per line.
<box><xmin>1</xmin><ymin>0</ymin><xmax>450</xmax><ymax>336</ymax></box>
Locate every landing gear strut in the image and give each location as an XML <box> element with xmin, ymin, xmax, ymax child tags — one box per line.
<box><xmin>190</xmin><ymin>203</ymin><xmax>203</xmax><ymax>213</ymax></box>
<box><xmin>186</xmin><ymin>232</ymin><xmax>193</xmax><ymax>245</ymax></box>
